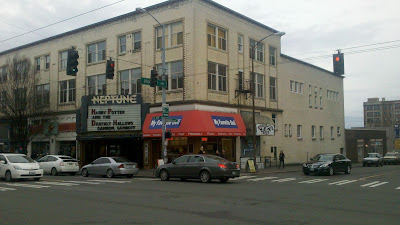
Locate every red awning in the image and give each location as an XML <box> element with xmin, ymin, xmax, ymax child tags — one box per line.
<box><xmin>142</xmin><ymin>110</ymin><xmax>246</xmax><ymax>137</ymax></box>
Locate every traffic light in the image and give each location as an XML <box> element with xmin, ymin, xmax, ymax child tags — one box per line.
<box><xmin>150</xmin><ymin>67</ymin><xmax>158</xmax><ymax>87</ymax></box>
<box><xmin>333</xmin><ymin>52</ymin><xmax>344</xmax><ymax>75</ymax></box>
<box><xmin>66</xmin><ymin>48</ymin><xmax>79</xmax><ymax>76</ymax></box>
<box><xmin>165</xmin><ymin>130</ymin><xmax>172</xmax><ymax>139</ymax></box>
<box><xmin>106</xmin><ymin>59</ymin><xmax>115</xmax><ymax>79</ymax></box>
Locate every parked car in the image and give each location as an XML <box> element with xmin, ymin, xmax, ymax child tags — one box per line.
<box><xmin>383</xmin><ymin>152</ymin><xmax>400</xmax><ymax>165</ymax></box>
<box><xmin>363</xmin><ymin>153</ymin><xmax>383</xmax><ymax>167</ymax></box>
<box><xmin>0</xmin><ymin>153</ymin><xmax>43</xmax><ymax>182</ymax></box>
<box><xmin>81</xmin><ymin>157</ymin><xmax>138</xmax><ymax>178</ymax></box>
<box><xmin>302</xmin><ymin>153</ymin><xmax>352</xmax><ymax>176</ymax></box>
<box><xmin>37</xmin><ymin>155</ymin><xmax>79</xmax><ymax>176</ymax></box>
<box><xmin>155</xmin><ymin>154</ymin><xmax>240</xmax><ymax>183</ymax></box>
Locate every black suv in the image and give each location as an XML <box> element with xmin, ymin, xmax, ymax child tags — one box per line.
<box><xmin>303</xmin><ymin>153</ymin><xmax>352</xmax><ymax>176</ymax></box>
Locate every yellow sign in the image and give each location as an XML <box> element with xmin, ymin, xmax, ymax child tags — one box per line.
<box><xmin>248</xmin><ymin>160</ymin><xmax>256</xmax><ymax>173</ymax></box>
<box><xmin>395</xmin><ymin>140</ymin><xmax>400</xmax><ymax>149</ymax></box>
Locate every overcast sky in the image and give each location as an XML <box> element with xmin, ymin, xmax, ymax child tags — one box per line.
<box><xmin>1</xmin><ymin>0</ymin><xmax>399</xmax><ymax>128</ymax></box>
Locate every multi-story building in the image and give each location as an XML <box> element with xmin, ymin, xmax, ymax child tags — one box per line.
<box><xmin>0</xmin><ymin>0</ymin><xmax>345</xmax><ymax>168</ymax></box>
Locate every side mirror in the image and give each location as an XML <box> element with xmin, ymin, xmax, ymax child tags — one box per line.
<box><xmin>0</xmin><ymin>160</ymin><xmax>5</xmax><ymax>164</ymax></box>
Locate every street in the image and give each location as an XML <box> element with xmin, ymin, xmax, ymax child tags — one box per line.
<box><xmin>1</xmin><ymin>165</ymin><xmax>399</xmax><ymax>225</ymax></box>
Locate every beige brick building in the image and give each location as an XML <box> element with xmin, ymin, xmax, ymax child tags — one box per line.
<box><xmin>0</xmin><ymin>0</ymin><xmax>345</xmax><ymax>168</ymax></box>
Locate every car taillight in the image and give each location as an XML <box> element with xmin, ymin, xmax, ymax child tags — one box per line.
<box><xmin>118</xmin><ymin>164</ymin><xmax>124</xmax><ymax>168</ymax></box>
<box><xmin>236</xmin><ymin>164</ymin><xmax>240</xmax><ymax>169</ymax></box>
<box><xmin>60</xmin><ymin>161</ymin><xmax>64</xmax><ymax>166</ymax></box>
<box><xmin>218</xmin><ymin>164</ymin><xmax>227</xmax><ymax>168</ymax></box>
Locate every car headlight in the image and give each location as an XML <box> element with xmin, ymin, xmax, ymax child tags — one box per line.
<box><xmin>320</xmin><ymin>163</ymin><xmax>330</xmax><ymax>167</ymax></box>
<box><xmin>13</xmin><ymin>165</ymin><xmax>22</xmax><ymax>170</ymax></box>
<box><xmin>303</xmin><ymin>163</ymin><xmax>308</xmax><ymax>167</ymax></box>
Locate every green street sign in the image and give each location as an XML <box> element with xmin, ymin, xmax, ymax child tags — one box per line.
<box><xmin>141</xmin><ymin>77</ymin><xmax>151</xmax><ymax>85</ymax></box>
<box><xmin>162</xmin><ymin>104</ymin><xmax>169</xmax><ymax>117</ymax></box>
<box><xmin>157</xmin><ymin>80</ymin><xmax>167</xmax><ymax>88</ymax></box>
<box><xmin>153</xmin><ymin>116</ymin><xmax>162</xmax><ymax>120</ymax></box>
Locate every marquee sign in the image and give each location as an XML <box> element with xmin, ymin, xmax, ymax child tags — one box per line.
<box><xmin>87</xmin><ymin>105</ymin><xmax>141</xmax><ymax>132</ymax></box>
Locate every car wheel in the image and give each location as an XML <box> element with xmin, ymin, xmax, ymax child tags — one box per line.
<box><xmin>106</xmin><ymin>169</ymin><xmax>114</xmax><ymax>178</ymax></box>
<box><xmin>5</xmin><ymin>171</ymin><xmax>12</xmax><ymax>182</ymax></box>
<box><xmin>160</xmin><ymin>169</ymin><xmax>169</xmax><ymax>181</ymax></box>
<box><xmin>81</xmin><ymin>169</ymin><xmax>89</xmax><ymax>177</ymax></box>
<box><xmin>126</xmin><ymin>174</ymin><xmax>133</xmax><ymax>178</ymax></box>
<box><xmin>219</xmin><ymin>177</ymin><xmax>229</xmax><ymax>183</ymax></box>
<box><xmin>200</xmin><ymin>170</ymin><xmax>211</xmax><ymax>183</ymax></box>
<box><xmin>328</xmin><ymin>166</ymin><xmax>334</xmax><ymax>176</ymax></box>
<box><xmin>51</xmin><ymin>167</ymin><xmax>58</xmax><ymax>176</ymax></box>
<box><xmin>34</xmin><ymin>178</ymin><xmax>41</xmax><ymax>181</ymax></box>
<box><xmin>345</xmin><ymin>165</ymin><xmax>351</xmax><ymax>174</ymax></box>
<box><xmin>303</xmin><ymin>171</ymin><xmax>310</xmax><ymax>175</ymax></box>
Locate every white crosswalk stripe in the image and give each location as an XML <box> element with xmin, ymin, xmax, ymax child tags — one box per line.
<box><xmin>271</xmin><ymin>178</ymin><xmax>296</xmax><ymax>183</ymax></box>
<box><xmin>5</xmin><ymin>183</ymin><xmax>50</xmax><ymax>189</ymax></box>
<box><xmin>87</xmin><ymin>179</ymin><xmax>131</xmax><ymax>184</ymax></box>
<box><xmin>62</xmin><ymin>181</ymin><xmax>102</xmax><ymax>185</ymax></box>
<box><xmin>37</xmin><ymin>182</ymin><xmax>80</xmax><ymax>186</ymax></box>
<box><xmin>396</xmin><ymin>187</ymin><xmax>400</xmax><ymax>190</ymax></box>
<box><xmin>361</xmin><ymin>181</ymin><xmax>381</xmax><ymax>187</ymax></box>
<box><xmin>367</xmin><ymin>182</ymin><xmax>388</xmax><ymax>188</ymax></box>
<box><xmin>328</xmin><ymin>180</ymin><xmax>358</xmax><ymax>186</ymax></box>
<box><xmin>247</xmin><ymin>177</ymin><xmax>278</xmax><ymax>181</ymax></box>
<box><xmin>233</xmin><ymin>176</ymin><xmax>256</xmax><ymax>180</ymax></box>
<box><xmin>299</xmin><ymin>179</ymin><xmax>328</xmax><ymax>184</ymax></box>
<box><xmin>0</xmin><ymin>187</ymin><xmax>17</xmax><ymax>191</ymax></box>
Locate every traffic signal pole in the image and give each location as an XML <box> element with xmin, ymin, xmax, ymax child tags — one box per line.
<box><xmin>161</xmin><ymin>24</ymin><xmax>167</xmax><ymax>164</ymax></box>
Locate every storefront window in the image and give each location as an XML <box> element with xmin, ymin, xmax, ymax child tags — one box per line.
<box><xmin>31</xmin><ymin>142</ymin><xmax>50</xmax><ymax>160</ymax></box>
<box><xmin>168</xmin><ymin>137</ymin><xmax>189</xmax><ymax>161</ymax></box>
<box><xmin>58</xmin><ymin>141</ymin><xmax>76</xmax><ymax>158</ymax></box>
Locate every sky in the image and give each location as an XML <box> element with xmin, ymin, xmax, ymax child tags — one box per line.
<box><xmin>0</xmin><ymin>0</ymin><xmax>399</xmax><ymax>128</ymax></box>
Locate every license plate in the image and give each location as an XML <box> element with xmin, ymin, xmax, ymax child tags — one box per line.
<box><xmin>310</xmin><ymin>168</ymin><xmax>314</xmax><ymax>172</ymax></box>
<box><xmin>68</xmin><ymin>163</ymin><xmax>73</xmax><ymax>166</ymax></box>
<box><xmin>29</xmin><ymin>171</ymin><xmax>35</xmax><ymax>175</ymax></box>
<box><xmin>126</xmin><ymin>165</ymin><xmax>132</xmax><ymax>169</ymax></box>
<box><xmin>232</xmin><ymin>171</ymin><xmax>237</xmax><ymax>175</ymax></box>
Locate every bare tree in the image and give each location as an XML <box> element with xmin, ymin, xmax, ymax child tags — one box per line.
<box><xmin>0</xmin><ymin>56</ymin><xmax>46</xmax><ymax>153</ymax></box>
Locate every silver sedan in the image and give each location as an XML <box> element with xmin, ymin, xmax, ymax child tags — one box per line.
<box><xmin>81</xmin><ymin>157</ymin><xmax>139</xmax><ymax>178</ymax></box>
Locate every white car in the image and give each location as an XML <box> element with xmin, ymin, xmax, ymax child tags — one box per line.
<box><xmin>0</xmin><ymin>153</ymin><xmax>43</xmax><ymax>182</ymax></box>
<box><xmin>37</xmin><ymin>155</ymin><xmax>79</xmax><ymax>176</ymax></box>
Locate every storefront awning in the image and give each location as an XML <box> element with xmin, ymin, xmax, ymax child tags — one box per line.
<box><xmin>143</xmin><ymin>110</ymin><xmax>246</xmax><ymax>137</ymax></box>
<box><xmin>241</xmin><ymin>111</ymin><xmax>274</xmax><ymax>136</ymax></box>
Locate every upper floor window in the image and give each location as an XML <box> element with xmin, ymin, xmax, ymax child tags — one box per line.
<box><xmin>157</xmin><ymin>21</ymin><xmax>183</xmax><ymax>50</ymax></box>
<box><xmin>87</xmin><ymin>41</ymin><xmax>106</xmax><ymax>64</ymax></box>
<box><xmin>284</xmin><ymin>124</ymin><xmax>288</xmax><ymax>136</ymax></box>
<box><xmin>337</xmin><ymin>127</ymin><xmax>341</xmax><ymax>136</ymax></box>
<box><xmin>290</xmin><ymin>80</ymin><xmax>294</xmax><ymax>92</ymax></box>
<box><xmin>208</xmin><ymin>62</ymin><xmax>226</xmax><ymax>92</ymax></box>
<box><xmin>270</xmin><ymin>77</ymin><xmax>277</xmax><ymax>100</ymax></box>
<box><xmin>320</xmin><ymin>126</ymin><xmax>324</xmax><ymax>138</ymax></box>
<box><xmin>238</xmin><ymin>35</ymin><xmax>243</xmax><ymax>53</ymax></box>
<box><xmin>269</xmin><ymin>46</ymin><xmax>277</xmax><ymax>66</ymax></box>
<box><xmin>120</xmin><ymin>68</ymin><xmax>141</xmax><ymax>95</ymax></box>
<box><xmin>312</xmin><ymin>125</ymin><xmax>316</xmax><ymax>139</ymax></box>
<box><xmin>330</xmin><ymin>126</ymin><xmax>334</xmax><ymax>139</ymax></box>
<box><xmin>59</xmin><ymin>79</ymin><xmax>76</xmax><ymax>104</ymax></box>
<box><xmin>249</xmin><ymin>39</ymin><xmax>264</xmax><ymax>62</ymax></box>
<box><xmin>272</xmin><ymin>114</ymin><xmax>277</xmax><ymax>130</ymax></box>
<box><xmin>157</xmin><ymin>60</ymin><xmax>184</xmax><ymax>91</ymax></box>
<box><xmin>254</xmin><ymin>73</ymin><xmax>264</xmax><ymax>98</ymax></box>
<box><xmin>0</xmin><ymin>91</ymin><xmax>6</xmax><ymax>107</ymax></box>
<box><xmin>309</xmin><ymin>85</ymin><xmax>312</xmax><ymax>107</ymax></box>
<box><xmin>35</xmin><ymin>57</ymin><xmax>40</xmax><ymax>72</ymax></box>
<box><xmin>87</xmin><ymin>74</ymin><xmax>106</xmax><ymax>96</ymax></box>
<box><xmin>45</xmin><ymin>55</ymin><xmax>50</xmax><ymax>70</ymax></box>
<box><xmin>295</xmin><ymin>81</ymin><xmax>299</xmax><ymax>93</ymax></box>
<box><xmin>208</xmin><ymin>24</ymin><xmax>226</xmax><ymax>51</ymax></box>
<box><xmin>0</xmin><ymin>66</ymin><xmax>7</xmax><ymax>83</ymax></box>
<box><xmin>299</xmin><ymin>83</ymin><xmax>303</xmax><ymax>94</ymax></box>
<box><xmin>36</xmin><ymin>84</ymin><xmax>50</xmax><ymax>106</ymax></box>
<box><xmin>16</xmin><ymin>61</ymin><xmax>28</xmax><ymax>79</ymax></box>
<box><xmin>60</xmin><ymin>51</ymin><xmax>68</xmax><ymax>70</ymax></box>
<box><xmin>119</xmin><ymin>35</ymin><xmax>126</xmax><ymax>54</ymax></box>
<box><xmin>288</xmin><ymin>124</ymin><xmax>292</xmax><ymax>137</ymax></box>
<box><xmin>238</xmin><ymin>70</ymin><xmax>244</xmax><ymax>91</ymax></box>
<box><xmin>297</xmin><ymin>125</ymin><xmax>302</xmax><ymax>138</ymax></box>
<box><xmin>319</xmin><ymin>88</ymin><xmax>323</xmax><ymax>108</ymax></box>
<box><xmin>133</xmin><ymin>31</ymin><xmax>141</xmax><ymax>51</ymax></box>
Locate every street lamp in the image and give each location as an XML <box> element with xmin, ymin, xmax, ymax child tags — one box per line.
<box><xmin>136</xmin><ymin>7</ymin><xmax>168</xmax><ymax>164</ymax></box>
<box><xmin>251</xmin><ymin>31</ymin><xmax>285</xmax><ymax>171</ymax></box>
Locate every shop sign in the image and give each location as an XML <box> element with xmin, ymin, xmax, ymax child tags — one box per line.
<box><xmin>211</xmin><ymin>116</ymin><xmax>238</xmax><ymax>128</ymax></box>
<box><xmin>90</xmin><ymin>95</ymin><xmax>139</xmax><ymax>105</ymax></box>
<box><xmin>87</xmin><ymin>105</ymin><xmax>141</xmax><ymax>132</ymax></box>
<box><xmin>43</xmin><ymin>122</ymin><xmax>59</xmax><ymax>135</ymax></box>
<box><xmin>256</xmin><ymin>124</ymin><xmax>274</xmax><ymax>136</ymax></box>
<box><xmin>149</xmin><ymin>116</ymin><xmax>183</xmax><ymax>129</ymax></box>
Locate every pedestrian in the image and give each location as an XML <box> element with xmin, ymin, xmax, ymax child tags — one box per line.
<box><xmin>199</xmin><ymin>146</ymin><xmax>206</xmax><ymax>154</ymax></box>
<box><xmin>221</xmin><ymin>149</ymin><xmax>227</xmax><ymax>159</ymax></box>
<box><xmin>215</xmin><ymin>150</ymin><xmax>220</xmax><ymax>157</ymax></box>
<box><xmin>279</xmin><ymin>150</ymin><xmax>285</xmax><ymax>169</ymax></box>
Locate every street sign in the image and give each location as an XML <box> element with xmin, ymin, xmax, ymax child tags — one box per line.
<box><xmin>162</xmin><ymin>104</ymin><xmax>169</xmax><ymax>117</ymax></box>
<box><xmin>153</xmin><ymin>116</ymin><xmax>162</xmax><ymax>120</ymax></box>
<box><xmin>141</xmin><ymin>77</ymin><xmax>151</xmax><ymax>85</ymax></box>
<box><xmin>157</xmin><ymin>80</ymin><xmax>167</xmax><ymax>88</ymax></box>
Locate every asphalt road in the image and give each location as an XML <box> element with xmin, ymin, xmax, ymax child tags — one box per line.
<box><xmin>1</xmin><ymin>165</ymin><xmax>399</xmax><ymax>225</ymax></box>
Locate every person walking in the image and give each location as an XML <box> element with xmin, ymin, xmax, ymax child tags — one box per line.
<box><xmin>279</xmin><ymin>150</ymin><xmax>285</xmax><ymax>169</ymax></box>
<box><xmin>221</xmin><ymin>149</ymin><xmax>227</xmax><ymax>159</ymax></box>
<box><xmin>199</xmin><ymin>146</ymin><xmax>206</xmax><ymax>154</ymax></box>
<box><xmin>215</xmin><ymin>150</ymin><xmax>221</xmax><ymax>157</ymax></box>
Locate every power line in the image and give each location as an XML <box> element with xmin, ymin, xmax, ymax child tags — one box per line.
<box><xmin>0</xmin><ymin>0</ymin><xmax>126</xmax><ymax>44</ymax></box>
<box><xmin>0</xmin><ymin>19</ymin><xmax>46</xmax><ymax>38</ymax></box>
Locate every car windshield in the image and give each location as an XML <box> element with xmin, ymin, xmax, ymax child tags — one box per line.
<box><xmin>314</xmin><ymin>154</ymin><xmax>334</xmax><ymax>162</ymax></box>
<box><xmin>206</xmin><ymin>155</ymin><xmax>227</xmax><ymax>162</ymax></box>
<box><xmin>113</xmin><ymin>157</ymin><xmax>131</xmax><ymax>163</ymax></box>
<box><xmin>7</xmin><ymin>155</ymin><xmax>35</xmax><ymax>163</ymax></box>
<box><xmin>385</xmin><ymin>153</ymin><xmax>395</xmax><ymax>157</ymax></box>
<box><xmin>367</xmin><ymin>154</ymin><xmax>378</xmax><ymax>158</ymax></box>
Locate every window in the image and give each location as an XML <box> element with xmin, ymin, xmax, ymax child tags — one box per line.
<box><xmin>299</xmin><ymin>83</ymin><xmax>303</xmax><ymax>94</ymax></box>
<box><xmin>120</xmin><ymin>68</ymin><xmax>141</xmax><ymax>95</ymax></box>
<box><xmin>272</xmin><ymin>114</ymin><xmax>277</xmax><ymax>130</ymax></box>
<box><xmin>256</xmin><ymin>73</ymin><xmax>264</xmax><ymax>98</ymax></box>
<box><xmin>60</xmin><ymin>51</ymin><xmax>68</xmax><ymax>70</ymax></box>
<box><xmin>269</xmin><ymin>46</ymin><xmax>276</xmax><ymax>66</ymax></box>
<box><xmin>320</xmin><ymin>126</ymin><xmax>324</xmax><ymax>138</ymax></box>
<box><xmin>45</xmin><ymin>55</ymin><xmax>50</xmax><ymax>70</ymax></box>
<box><xmin>337</xmin><ymin>127</ymin><xmax>341</xmax><ymax>136</ymax></box>
<box><xmin>133</xmin><ymin>31</ymin><xmax>141</xmax><ymax>51</ymax></box>
<box><xmin>35</xmin><ymin>57</ymin><xmax>40</xmax><ymax>72</ymax></box>
<box><xmin>284</xmin><ymin>124</ymin><xmax>288</xmax><ymax>136</ymax></box>
<box><xmin>16</xmin><ymin>61</ymin><xmax>28</xmax><ymax>79</ymax></box>
<box><xmin>297</xmin><ymin>125</ymin><xmax>302</xmax><ymax>138</ymax></box>
<box><xmin>119</xmin><ymin>35</ymin><xmax>126</xmax><ymax>54</ymax></box>
<box><xmin>290</xmin><ymin>80</ymin><xmax>294</xmax><ymax>92</ymax></box>
<box><xmin>208</xmin><ymin>62</ymin><xmax>226</xmax><ymax>92</ymax></box>
<box><xmin>238</xmin><ymin>35</ymin><xmax>243</xmax><ymax>53</ymax></box>
<box><xmin>288</xmin><ymin>124</ymin><xmax>292</xmax><ymax>137</ymax></box>
<box><xmin>314</xmin><ymin>87</ymin><xmax>318</xmax><ymax>107</ymax></box>
<box><xmin>374</xmin><ymin>105</ymin><xmax>381</xmax><ymax>110</ymax></box>
<box><xmin>270</xmin><ymin>77</ymin><xmax>277</xmax><ymax>100</ymax></box>
<box><xmin>0</xmin><ymin>91</ymin><xmax>6</xmax><ymax>107</ymax></box>
<box><xmin>87</xmin><ymin>74</ymin><xmax>106</xmax><ymax>96</ymax></box>
<box><xmin>174</xmin><ymin>156</ymin><xmax>189</xmax><ymax>164</ymax></box>
<box><xmin>367</xmin><ymin>112</ymin><xmax>373</xmax><ymax>117</ymax></box>
<box><xmin>309</xmin><ymin>85</ymin><xmax>312</xmax><ymax>107</ymax></box>
<box><xmin>374</xmin><ymin>112</ymin><xmax>381</xmax><ymax>117</ymax></box>
<box><xmin>0</xmin><ymin>66</ymin><xmax>7</xmax><ymax>83</ymax></box>
<box><xmin>295</xmin><ymin>82</ymin><xmax>298</xmax><ymax>93</ymax></box>
<box><xmin>87</xmin><ymin>41</ymin><xmax>106</xmax><ymax>63</ymax></box>
<box><xmin>207</xmin><ymin>24</ymin><xmax>226</xmax><ymax>51</ymax></box>
<box><xmin>157</xmin><ymin>21</ymin><xmax>183</xmax><ymax>49</ymax></box>
<box><xmin>249</xmin><ymin>39</ymin><xmax>264</xmax><ymax>61</ymax></box>
<box><xmin>157</xmin><ymin>61</ymin><xmax>184</xmax><ymax>91</ymax></box>
<box><xmin>188</xmin><ymin>156</ymin><xmax>204</xmax><ymax>163</ymax></box>
<box><xmin>238</xmin><ymin>70</ymin><xmax>244</xmax><ymax>90</ymax></box>
<box><xmin>319</xmin><ymin>88</ymin><xmax>323</xmax><ymax>108</ymax></box>
<box><xmin>312</xmin><ymin>126</ymin><xmax>316</xmax><ymax>139</ymax></box>
<box><xmin>59</xmin><ymin>79</ymin><xmax>76</xmax><ymax>104</ymax></box>
<box><xmin>36</xmin><ymin>84</ymin><xmax>50</xmax><ymax>106</ymax></box>
<box><xmin>330</xmin><ymin>126</ymin><xmax>334</xmax><ymax>139</ymax></box>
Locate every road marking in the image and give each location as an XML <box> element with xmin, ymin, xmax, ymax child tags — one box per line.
<box><xmin>328</xmin><ymin>180</ymin><xmax>357</xmax><ymax>186</ymax></box>
<box><xmin>62</xmin><ymin>181</ymin><xmax>102</xmax><ymax>184</ymax></box>
<box><xmin>37</xmin><ymin>182</ymin><xmax>80</xmax><ymax>186</ymax></box>
<box><xmin>361</xmin><ymin>181</ymin><xmax>381</xmax><ymax>187</ymax></box>
<box><xmin>247</xmin><ymin>177</ymin><xmax>278</xmax><ymax>181</ymax></box>
<box><xmin>396</xmin><ymin>187</ymin><xmax>400</xmax><ymax>190</ymax></box>
<box><xmin>87</xmin><ymin>179</ymin><xmax>131</xmax><ymax>184</ymax></box>
<box><xmin>358</xmin><ymin>173</ymin><xmax>392</xmax><ymax>180</ymax></box>
<box><xmin>0</xmin><ymin>187</ymin><xmax>16</xmax><ymax>191</ymax></box>
<box><xmin>5</xmin><ymin>183</ymin><xmax>50</xmax><ymax>189</ymax></box>
<box><xmin>271</xmin><ymin>178</ymin><xmax>296</xmax><ymax>183</ymax></box>
<box><xmin>299</xmin><ymin>179</ymin><xmax>328</xmax><ymax>184</ymax></box>
<box><xmin>368</xmin><ymin>182</ymin><xmax>388</xmax><ymax>188</ymax></box>
<box><xmin>234</xmin><ymin>176</ymin><xmax>256</xmax><ymax>180</ymax></box>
